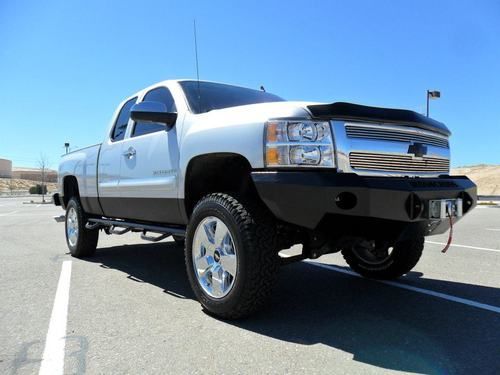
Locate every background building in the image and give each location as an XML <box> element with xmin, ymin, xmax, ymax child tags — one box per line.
<box><xmin>0</xmin><ymin>158</ymin><xmax>13</xmax><ymax>178</ymax></box>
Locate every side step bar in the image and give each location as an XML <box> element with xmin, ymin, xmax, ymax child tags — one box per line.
<box><xmin>86</xmin><ymin>218</ymin><xmax>186</xmax><ymax>237</ymax></box>
<box><xmin>140</xmin><ymin>233</ymin><xmax>170</xmax><ymax>242</ymax></box>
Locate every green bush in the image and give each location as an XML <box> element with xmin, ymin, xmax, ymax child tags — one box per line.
<box><xmin>29</xmin><ymin>184</ymin><xmax>48</xmax><ymax>194</ymax></box>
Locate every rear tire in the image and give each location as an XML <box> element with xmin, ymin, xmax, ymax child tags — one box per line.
<box><xmin>342</xmin><ymin>236</ymin><xmax>424</xmax><ymax>280</ymax></box>
<box><xmin>185</xmin><ymin>193</ymin><xmax>279</xmax><ymax>319</ymax></box>
<box><xmin>65</xmin><ymin>198</ymin><xmax>98</xmax><ymax>258</ymax></box>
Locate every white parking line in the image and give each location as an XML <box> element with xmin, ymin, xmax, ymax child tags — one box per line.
<box><xmin>425</xmin><ymin>241</ymin><xmax>500</xmax><ymax>253</ymax></box>
<box><xmin>0</xmin><ymin>210</ymin><xmax>18</xmax><ymax>216</ymax></box>
<box><xmin>39</xmin><ymin>261</ymin><xmax>72</xmax><ymax>375</ymax></box>
<box><xmin>485</xmin><ymin>228</ymin><xmax>500</xmax><ymax>232</ymax></box>
<box><xmin>307</xmin><ymin>261</ymin><xmax>500</xmax><ymax>314</ymax></box>
<box><xmin>5</xmin><ymin>214</ymin><xmax>55</xmax><ymax>217</ymax></box>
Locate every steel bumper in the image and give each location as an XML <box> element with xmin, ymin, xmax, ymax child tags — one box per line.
<box><xmin>251</xmin><ymin>171</ymin><xmax>476</xmax><ymax>234</ymax></box>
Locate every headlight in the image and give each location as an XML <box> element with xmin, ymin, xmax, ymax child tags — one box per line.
<box><xmin>265</xmin><ymin>120</ymin><xmax>335</xmax><ymax>167</ymax></box>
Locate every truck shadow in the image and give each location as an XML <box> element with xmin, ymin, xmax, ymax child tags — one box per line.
<box><xmin>87</xmin><ymin>242</ymin><xmax>500</xmax><ymax>375</ymax></box>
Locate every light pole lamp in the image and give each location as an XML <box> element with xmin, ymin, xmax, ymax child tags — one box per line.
<box><xmin>426</xmin><ymin>90</ymin><xmax>441</xmax><ymax>117</ymax></box>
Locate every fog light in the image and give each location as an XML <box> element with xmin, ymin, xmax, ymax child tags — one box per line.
<box><xmin>335</xmin><ymin>192</ymin><xmax>357</xmax><ymax>210</ymax></box>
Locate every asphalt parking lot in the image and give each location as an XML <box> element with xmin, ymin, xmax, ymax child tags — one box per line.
<box><xmin>0</xmin><ymin>197</ymin><xmax>499</xmax><ymax>374</ymax></box>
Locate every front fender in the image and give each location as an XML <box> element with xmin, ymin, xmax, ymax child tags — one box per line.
<box><xmin>178</xmin><ymin>102</ymin><xmax>311</xmax><ymax>199</ymax></box>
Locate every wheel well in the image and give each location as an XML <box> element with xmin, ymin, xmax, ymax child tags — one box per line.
<box><xmin>63</xmin><ymin>175</ymin><xmax>80</xmax><ymax>206</ymax></box>
<box><xmin>184</xmin><ymin>153</ymin><xmax>258</xmax><ymax>218</ymax></box>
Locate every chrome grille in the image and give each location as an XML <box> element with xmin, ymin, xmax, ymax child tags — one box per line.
<box><xmin>345</xmin><ymin>124</ymin><xmax>449</xmax><ymax>148</ymax></box>
<box><xmin>349</xmin><ymin>152</ymin><xmax>450</xmax><ymax>173</ymax></box>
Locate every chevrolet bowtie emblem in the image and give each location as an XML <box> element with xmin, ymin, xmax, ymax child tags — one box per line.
<box><xmin>408</xmin><ymin>142</ymin><xmax>428</xmax><ymax>158</ymax></box>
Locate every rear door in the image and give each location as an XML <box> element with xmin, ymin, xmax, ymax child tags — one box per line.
<box><xmin>97</xmin><ymin>97</ymin><xmax>136</xmax><ymax>217</ymax></box>
<box><xmin>117</xmin><ymin>86</ymin><xmax>182</xmax><ymax>223</ymax></box>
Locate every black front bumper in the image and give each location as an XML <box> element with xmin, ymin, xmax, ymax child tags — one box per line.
<box><xmin>252</xmin><ymin>171</ymin><xmax>476</xmax><ymax>234</ymax></box>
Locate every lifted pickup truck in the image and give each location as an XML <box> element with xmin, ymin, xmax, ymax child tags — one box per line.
<box><xmin>54</xmin><ymin>79</ymin><xmax>476</xmax><ymax>318</ymax></box>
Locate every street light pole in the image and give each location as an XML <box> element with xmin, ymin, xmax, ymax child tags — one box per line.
<box><xmin>426</xmin><ymin>90</ymin><xmax>430</xmax><ymax>117</ymax></box>
<box><xmin>426</xmin><ymin>90</ymin><xmax>441</xmax><ymax>117</ymax></box>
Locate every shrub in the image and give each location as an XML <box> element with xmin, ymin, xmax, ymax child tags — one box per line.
<box><xmin>29</xmin><ymin>184</ymin><xmax>48</xmax><ymax>194</ymax></box>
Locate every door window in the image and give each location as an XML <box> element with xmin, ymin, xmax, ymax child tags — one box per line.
<box><xmin>133</xmin><ymin>87</ymin><xmax>177</xmax><ymax>137</ymax></box>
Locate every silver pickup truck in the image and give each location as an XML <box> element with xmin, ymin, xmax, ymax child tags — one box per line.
<box><xmin>54</xmin><ymin>79</ymin><xmax>476</xmax><ymax>318</ymax></box>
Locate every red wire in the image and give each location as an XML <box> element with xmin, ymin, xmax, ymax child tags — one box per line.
<box><xmin>441</xmin><ymin>212</ymin><xmax>454</xmax><ymax>253</ymax></box>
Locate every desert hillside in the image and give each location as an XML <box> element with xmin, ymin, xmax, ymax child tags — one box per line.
<box><xmin>451</xmin><ymin>165</ymin><xmax>500</xmax><ymax>196</ymax></box>
<box><xmin>0</xmin><ymin>178</ymin><xmax>57</xmax><ymax>193</ymax></box>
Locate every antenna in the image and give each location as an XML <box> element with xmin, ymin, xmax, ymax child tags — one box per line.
<box><xmin>193</xmin><ymin>19</ymin><xmax>201</xmax><ymax>112</ymax></box>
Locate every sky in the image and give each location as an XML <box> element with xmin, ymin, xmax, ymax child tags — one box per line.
<box><xmin>0</xmin><ymin>0</ymin><xmax>499</xmax><ymax>169</ymax></box>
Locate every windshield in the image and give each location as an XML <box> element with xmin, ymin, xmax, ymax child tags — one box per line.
<box><xmin>179</xmin><ymin>81</ymin><xmax>285</xmax><ymax>114</ymax></box>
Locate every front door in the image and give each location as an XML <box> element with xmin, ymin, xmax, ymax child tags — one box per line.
<box><xmin>98</xmin><ymin>96</ymin><xmax>137</xmax><ymax>217</ymax></box>
<box><xmin>117</xmin><ymin>86</ymin><xmax>182</xmax><ymax>223</ymax></box>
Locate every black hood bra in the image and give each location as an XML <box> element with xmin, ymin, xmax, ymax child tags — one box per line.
<box><xmin>307</xmin><ymin>102</ymin><xmax>451</xmax><ymax>136</ymax></box>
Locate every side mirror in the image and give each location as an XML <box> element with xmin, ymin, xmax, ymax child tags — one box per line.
<box><xmin>130</xmin><ymin>101</ymin><xmax>177</xmax><ymax>129</ymax></box>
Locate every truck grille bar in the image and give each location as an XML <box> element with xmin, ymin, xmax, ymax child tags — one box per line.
<box><xmin>349</xmin><ymin>152</ymin><xmax>450</xmax><ymax>173</ymax></box>
<box><xmin>345</xmin><ymin>124</ymin><xmax>449</xmax><ymax>148</ymax></box>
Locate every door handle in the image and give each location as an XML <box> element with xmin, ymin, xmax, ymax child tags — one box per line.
<box><xmin>123</xmin><ymin>147</ymin><xmax>136</xmax><ymax>159</ymax></box>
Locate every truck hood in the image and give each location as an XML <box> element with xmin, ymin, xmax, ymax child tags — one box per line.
<box><xmin>193</xmin><ymin>100</ymin><xmax>315</xmax><ymax>124</ymax></box>
<box><xmin>190</xmin><ymin>100</ymin><xmax>450</xmax><ymax>137</ymax></box>
<box><xmin>307</xmin><ymin>102</ymin><xmax>451</xmax><ymax>136</ymax></box>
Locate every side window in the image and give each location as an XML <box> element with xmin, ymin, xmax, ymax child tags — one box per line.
<box><xmin>132</xmin><ymin>87</ymin><xmax>177</xmax><ymax>137</ymax></box>
<box><xmin>111</xmin><ymin>97</ymin><xmax>137</xmax><ymax>142</ymax></box>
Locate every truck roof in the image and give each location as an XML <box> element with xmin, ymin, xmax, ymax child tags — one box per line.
<box><xmin>126</xmin><ymin>79</ymin><xmax>269</xmax><ymax>101</ymax></box>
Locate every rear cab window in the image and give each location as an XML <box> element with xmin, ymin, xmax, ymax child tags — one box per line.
<box><xmin>110</xmin><ymin>97</ymin><xmax>137</xmax><ymax>142</ymax></box>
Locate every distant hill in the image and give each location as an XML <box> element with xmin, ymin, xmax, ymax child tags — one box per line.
<box><xmin>451</xmin><ymin>165</ymin><xmax>500</xmax><ymax>196</ymax></box>
<box><xmin>0</xmin><ymin>178</ymin><xmax>57</xmax><ymax>193</ymax></box>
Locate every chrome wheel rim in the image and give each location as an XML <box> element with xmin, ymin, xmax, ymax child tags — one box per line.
<box><xmin>66</xmin><ymin>207</ymin><xmax>79</xmax><ymax>247</ymax></box>
<box><xmin>192</xmin><ymin>216</ymin><xmax>237</xmax><ymax>298</ymax></box>
<box><xmin>351</xmin><ymin>240</ymin><xmax>393</xmax><ymax>265</ymax></box>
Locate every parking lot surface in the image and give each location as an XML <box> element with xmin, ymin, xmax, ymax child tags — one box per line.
<box><xmin>1</xmin><ymin>197</ymin><xmax>499</xmax><ymax>374</ymax></box>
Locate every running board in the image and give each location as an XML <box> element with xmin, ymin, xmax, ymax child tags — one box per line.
<box><xmin>109</xmin><ymin>227</ymin><xmax>131</xmax><ymax>235</ymax></box>
<box><xmin>140</xmin><ymin>232</ymin><xmax>170</xmax><ymax>242</ymax></box>
<box><xmin>86</xmin><ymin>218</ymin><xmax>186</xmax><ymax>237</ymax></box>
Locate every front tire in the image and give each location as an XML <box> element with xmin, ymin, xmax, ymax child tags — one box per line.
<box><xmin>342</xmin><ymin>236</ymin><xmax>424</xmax><ymax>280</ymax></box>
<box><xmin>65</xmin><ymin>198</ymin><xmax>98</xmax><ymax>258</ymax></box>
<box><xmin>185</xmin><ymin>193</ymin><xmax>278</xmax><ymax>319</ymax></box>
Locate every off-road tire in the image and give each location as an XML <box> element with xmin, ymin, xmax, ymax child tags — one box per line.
<box><xmin>185</xmin><ymin>193</ymin><xmax>278</xmax><ymax>319</ymax></box>
<box><xmin>342</xmin><ymin>236</ymin><xmax>424</xmax><ymax>280</ymax></box>
<box><xmin>65</xmin><ymin>198</ymin><xmax>98</xmax><ymax>258</ymax></box>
